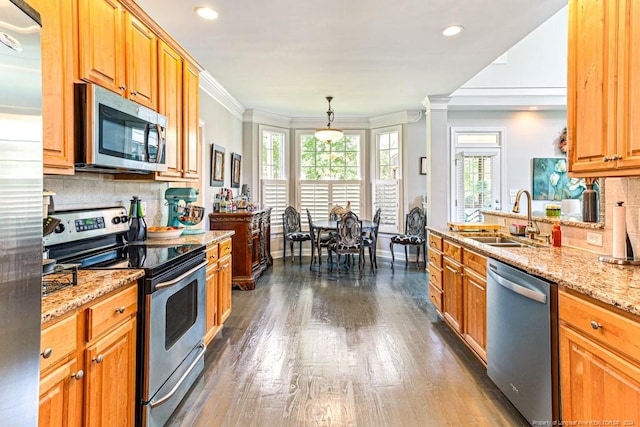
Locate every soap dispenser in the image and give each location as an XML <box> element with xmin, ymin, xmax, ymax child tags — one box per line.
<box><xmin>552</xmin><ymin>221</ymin><xmax>561</xmax><ymax>247</ymax></box>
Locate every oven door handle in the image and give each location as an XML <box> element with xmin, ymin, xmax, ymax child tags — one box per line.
<box><xmin>155</xmin><ymin>260</ymin><xmax>208</xmax><ymax>290</ymax></box>
<box><xmin>148</xmin><ymin>342</ymin><xmax>207</xmax><ymax>408</ymax></box>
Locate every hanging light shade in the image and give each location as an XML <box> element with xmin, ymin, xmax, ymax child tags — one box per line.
<box><xmin>315</xmin><ymin>96</ymin><xmax>344</xmax><ymax>142</ymax></box>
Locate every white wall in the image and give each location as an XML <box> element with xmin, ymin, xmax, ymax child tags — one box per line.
<box><xmin>199</xmin><ymin>88</ymin><xmax>244</xmax><ymax>228</ymax></box>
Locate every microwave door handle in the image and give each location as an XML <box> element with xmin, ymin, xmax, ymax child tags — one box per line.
<box><xmin>155</xmin><ymin>123</ymin><xmax>165</xmax><ymax>164</ymax></box>
<box><xmin>143</xmin><ymin>123</ymin><xmax>151</xmax><ymax>162</ymax></box>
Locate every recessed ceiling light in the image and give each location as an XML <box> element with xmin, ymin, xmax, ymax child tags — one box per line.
<box><xmin>194</xmin><ymin>6</ymin><xmax>218</xmax><ymax>20</ymax></box>
<box><xmin>442</xmin><ymin>25</ymin><xmax>464</xmax><ymax>37</ymax></box>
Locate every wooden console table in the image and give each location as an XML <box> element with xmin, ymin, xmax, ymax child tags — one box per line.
<box><xmin>209</xmin><ymin>209</ymin><xmax>272</xmax><ymax>290</ymax></box>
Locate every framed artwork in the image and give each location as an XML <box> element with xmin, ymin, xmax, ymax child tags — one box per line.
<box><xmin>532</xmin><ymin>158</ymin><xmax>586</xmax><ymax>200</ymax></box>
<box><xmin>420</xmin><ymin>157</ymin><xmax>427</xmax><ymax>175</ymax></box>
<box><xmin>231</xmin><ymin>152</ymin><xmax>241</xmax><ymax>188</ymax></box>
<box><xmin>210</xmin><ymin>144</ymin><xmax>225</xmax><ymax>187</ymax></box>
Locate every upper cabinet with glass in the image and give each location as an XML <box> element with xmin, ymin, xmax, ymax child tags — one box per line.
<box><xmin>567</xmin><ymin>0</ymin><xmax>640</xmax><ymax>177</ymax></box>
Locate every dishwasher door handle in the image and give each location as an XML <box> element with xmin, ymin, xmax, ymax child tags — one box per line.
<box><xmin>488</xmin><ymin>269</ymin><xmax>547</xmax><ymax>304</ymax></box>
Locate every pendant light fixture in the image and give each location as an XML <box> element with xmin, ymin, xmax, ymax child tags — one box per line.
<box><xmin>314</xmin><ymin>96</ymin><xmax>344</xmax><ymax>142</ymax></box>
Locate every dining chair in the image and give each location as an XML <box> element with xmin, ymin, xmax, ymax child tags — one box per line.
<box><xmin>305</xmin><ymin>209</ymin><xmax>333</xmax><ymax>271</ymax></box>
<box><xmin>389</xmin><ymin>206</ymin><xmax>427</xmax><ymax>268</ymax></box>
<box><xmin>282</xmin><ymin>206</ymin><xmax>311</xmax><ymax>263</ymax></box>
<box><xmin>328</xmin><ymin>211</ymin><xmax>364</xmax><ymax>279</ymax></box>
<box><xmin>363</xmin><ymin>207</ymin><xmax>381</xmax><ymax>269</ymax></box>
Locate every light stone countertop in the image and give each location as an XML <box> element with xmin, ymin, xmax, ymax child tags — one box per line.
<box><xmin>427</xmin><ymin>227</ymin><xmax>640</xmax><ymax>317</ymax></box>
<box><xmin>41</xmin><ymin>230</ymin><xmax>235</xmax><ymax>324</ymax></box>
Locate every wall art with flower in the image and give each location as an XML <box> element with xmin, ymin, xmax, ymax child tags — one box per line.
<box><xmin>532</xmin><ymin>158</ymin><xmax>586</xmax><ymax>200</ymax></box>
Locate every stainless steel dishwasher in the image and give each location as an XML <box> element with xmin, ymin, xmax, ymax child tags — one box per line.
<box><xmin>486</xmin><ymin>258</ymin><xmax>559</xmax><ymax>425</ymax></box>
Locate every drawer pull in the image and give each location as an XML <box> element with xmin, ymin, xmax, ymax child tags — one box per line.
<box><xmin>590</xmin><ymin>320</ymin><xmax>602</xmax><ymax>330</ymax></box>
<box><xmin>41</xmin><ymin>348</ymin><xmax>53</xmax><ymax>359</ymax></box>
<box><xmin>92</xmin><ymin>354</ymin><xmax>104</xmax><ymax>364</ymax></box>
<box><xmin>115</xmin><ymin>306</ymin><xmax>126</xmax><ymax>314</ymax></box>
<box><xmin>71</xmin><ymin>370</ymin><xmax>84</xmax><ymax>380</ymax></box>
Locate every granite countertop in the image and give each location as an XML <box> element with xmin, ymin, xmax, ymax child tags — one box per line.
<box><xmin>41</xmin><ymin>230</ymin><xmax>235</xmax><ymax>324</ymax></box>
<box><xmin>42</xmin><ymin>269</ymin><xmax>144</xmax><ymax>324</ymax></box>
<box><xmin>427</xmin><ymin>227</ymin><xmax>640</xmax><ymax>317</ymax></box>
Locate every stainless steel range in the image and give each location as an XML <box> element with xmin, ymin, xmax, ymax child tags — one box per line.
<box><xmin>44</xmin><ymin>206</ymin><xmax>207</xmax><ymax>427</ymax></box>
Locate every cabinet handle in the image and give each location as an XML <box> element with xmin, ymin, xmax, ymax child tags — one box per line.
<box><xmin>71</xmin><ymin>370</ymin><xmax>84</xmax><ymax>380</ymax></box>
<box><xmin>41</xmin><ymin>348</ymin><xmax>53</xmax><ymax>359</ymax></box>
<box><xmin>612</xmin><ymin>154</ymin><xmax>621</xmax><ymax>160</ymax></box>
<box><xmin>119</xmin><ymin>85</ymin><xmax>127</xmax><ymax>91</ymax></box>
<box><xmin>131</xmin><ymin>91</ymin><xmax>138</xmax><ymax>96</ymax></box>
<box><xmin>115</xmin><ymin>306</ymin><xmax>126</xmax><ymax>314</ymax></box>
<box><xmin>92</xmin><ymin>354</ymin><xmax>104</xmax><ymax>364</ymax></box>
<box><xmin>603</xmin><ymin>156</ymin><xmax>610</xmax><ymax>162</ymax></box>
<box><xmin>590</xmin><ymin>320</ymin><xmax>602</xmax><ymax>330</ymax></box>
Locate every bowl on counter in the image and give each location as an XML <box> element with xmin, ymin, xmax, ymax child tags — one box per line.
<box><xmin>147</xmin><ymin>227</ymin><xmax>184</xmax><ymax>240</ymax></box>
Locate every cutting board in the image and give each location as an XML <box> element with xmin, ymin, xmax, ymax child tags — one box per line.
<box><xmin>447</xmin><ymin>222</ymin><xmax>502</xmax><ymax>232</ymax></box>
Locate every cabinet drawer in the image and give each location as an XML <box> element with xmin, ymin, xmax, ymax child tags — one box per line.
<box><xmin>86</xmin><ymin>285</ymin><xmax>137</xmax><ymax>342</ymax></box>
<box><xmin>428</xmin><ymin>234</ymin><xmax>442</xmax><ymax>251</ymax></box>
<box><xmin>429</xmin><ymin>283</ymin><xmax>443</xmax><ymax>312</ymax></box>
<box><xmin>428</xmin><ymin>250</ymin><xmax>442</xmax><ymax>268</ymax></box>
<box><xmin>559</xmin><ymin>291</ymin><xmax>640</xmax><ymax>363</ymax></box>
<box><xmin>443</xmin><ymin>240</ymin><xmax>462</xmax><ymax>263</ymax></box>
<box><xmin>40</xmin><ymin>314</ymin><xmax>77</xmax><ymax>372</ymax></box>
<box><xmin>429</xmin><ymin>263</ymin><xmax>443</xmax><ymax>291</ymax></box>
<box><xmin>206</xmin><ymin>243</ymin><xmax>219</xmax><ymax>265</ymax></box>
<box><xmin>463</xmin><ymin>249</ymin><xmax>486</xmax><ymax>277</ymax></box>
<box><xmin>219</xmin><ymin>238</ymin><xmax>232</xmax><ymax>257</ymax></box>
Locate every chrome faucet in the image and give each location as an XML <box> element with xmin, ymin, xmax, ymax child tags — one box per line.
<box><xmin>512</xmin><ymin>189</ymin><xmax>540</xmax><ymax>240</ymax></box>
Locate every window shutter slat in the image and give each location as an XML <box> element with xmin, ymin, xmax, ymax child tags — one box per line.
<box><xmin>261</xmin><ymin>179</ymin><xmax>287</xmax><ymax>228</ymax></box>
<box><xmin>373</xmin><ymin>179</ymin><xmax>399</xmax><ymax>233</ymax></box>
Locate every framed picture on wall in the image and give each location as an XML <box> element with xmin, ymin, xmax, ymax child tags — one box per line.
<box><xmin>210</xmin><ymin>144</ymin><xmax>225</xmax><ymax>187</ymax></box>
<box><xmin>231</xmin><ymin>153</ymin><xmax>241</xmax><ymax>188</ymax></box>
<box><xmin>420</xmin><ymin>157</ymin><xmax>427</xmax><ymax>175</ymax></box>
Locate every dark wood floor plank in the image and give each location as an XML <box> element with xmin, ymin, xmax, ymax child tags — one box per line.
<box><xmin>167</xmin><ymin>258</ymin><xmax>528</xmax><ymax>426</ymax></box>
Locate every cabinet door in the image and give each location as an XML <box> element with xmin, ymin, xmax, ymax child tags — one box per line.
<box><xmin>182</xmin><ymin>61</ymin><xmax>200</xmax><ymax>179</ymax></box>
<box><xmin>463</xmin><ymin>269</ymin><xmax>486</xmax><ymax>361</ymax></box>
<box><xmin>77</xmin><ymin>0</ymin><xmax>126</xmax><ymax>95</ymax></box>
<box><xmin>205</xmin><ymin>262</ymin><xmax>219</xmax><ymax>340</ymax></box>
<box><xmin>124</xmin><ymin>13</ymin><xmax>157</xmax><ymax>109</ymax></box>
<box><xmin>218</xmin><ymin>255</ymin><xmax>232</xmax><ymax>324</ymax></box>
<box><xmin>84</xmin><ymin>318</ymin><xmax>136</xmax><ymax>427</ymax></box>
<box><xmin>32</xmin><ymin>0</ymin><xmax>75</xmax><ymax>174</ymax></box>
<box><xmin>157</xmin><ymin>41</ymin><xmax>183</xmax><ymax>179</ymax></box>
<box><xmin>443</xmin><ymin>257</ymin><xmax>463</xmax><ymax>334</ymax></box>
<box><xmin>617</xmin><ymin>0</ymin><xmax>640</xmax><ymax>170</ymax></box>
<box><xmin>39</xmin><ymin>358</ymin><xmax>81</xmax><ymax>427</ymax></box>
<box><xmin>567</xmin><ymin>0</ymin><xmax>618</xmax><ymax>174</ymax></box>
<box><xmin>560</xmin><ymin>324</ymin><xmax>640</xmax><ymax>424</ymax></box>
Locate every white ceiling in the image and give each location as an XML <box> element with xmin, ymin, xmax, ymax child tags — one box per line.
<box><xmin>135</xmin><ymin>0</ymin><xmax>567</xmax><ymax>118</ymax></box>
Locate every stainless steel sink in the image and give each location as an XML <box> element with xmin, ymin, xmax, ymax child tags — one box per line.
<box><xmin>466</xmin><ymin>236</ymin><xmax>534</xmax><ymax>248</ymax></box>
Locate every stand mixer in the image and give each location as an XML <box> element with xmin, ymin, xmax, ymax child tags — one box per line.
<box><xmin>165</xmin><ymin>187</ymin><xmax>206</xmax><ymax>235</ymax></box>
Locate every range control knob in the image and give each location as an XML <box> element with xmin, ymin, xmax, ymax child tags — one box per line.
<box><xmin>54</xmin><ymin>223</ymin><xmax>65</xmax><ymax>233</ymax></box>
<box><xmin>112</xmin><ymin>216</ymin><xmax>121</xmax><ymax>224</ymax></box>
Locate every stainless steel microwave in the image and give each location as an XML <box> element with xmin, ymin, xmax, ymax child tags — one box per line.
<box><xmin>74</xmin><ymin>83</ymin><xmax>168</xmax><ymax>173</ymax></box>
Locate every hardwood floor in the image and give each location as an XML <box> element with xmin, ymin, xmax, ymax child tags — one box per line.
<box><xmin>167</xmin><ymin>258</ymin><xmax>528</xmax><ymax>426</ymax></box>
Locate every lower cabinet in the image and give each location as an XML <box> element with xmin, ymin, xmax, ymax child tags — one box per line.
<box><xmin>204</xmin><ymin>237</ymin><xmax>233</xmax><ymax>345</ymax></box>
<box><xmin>430</xmin><ymin>232</ymin><xmax>487</xmax><ymax>364</ymax></box>
<box><xmin>559</xmin><ymin>290</ymin><xmax>640</xmax><ymax>424</ymax></box>
<box><xmin>39</xmin><ymin>282</ymin><xmax>138</xmax><ymax>427</ymax></box>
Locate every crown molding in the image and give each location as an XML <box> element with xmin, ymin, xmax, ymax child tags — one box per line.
<box><xmin>290</xmin><ymin>116</ymin><xmax>371</xmax><ymax>129</ymax></box>
<box><xmin>369</xmin><ymin>110</ymin><xmax>424</xmax><ymax>128</ymax></box>
<box><xmin>199</xmin><ymin>71</ymin><xmax>245</xmax><ymax>120</ymax></box>
<box><xmin>423</xmin><ymin>96</ymin><xmax>452</xmax><ymax>111</ymax></box>
<box><xmin>448</xmin><ymin>86</ymin><xmax>566</xmax><ymax>110</ymax></box>
<box><xmin>242</xmin><ymin>109</ymin><xmax>292</xmax><ymax>128</ymax></box>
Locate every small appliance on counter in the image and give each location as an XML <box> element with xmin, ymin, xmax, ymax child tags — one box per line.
<box><xmin>165</xmin><ymin>187</ymin><xmax>205</xmax><ymax>234</ymax></box>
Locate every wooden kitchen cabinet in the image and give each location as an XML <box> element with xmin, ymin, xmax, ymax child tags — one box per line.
<box><xmin>427</xmin><ymin>233</ymin><xmax>443</xmax><ymax>314</ymax></box>
<box><xmin>218</xmin><ymin>250</ymin><xmax>233</xmax><ymax>324</ymax></box>
<box><xmin>77</xmin><ymin>0</ymin><xmax>157</xmax><ymax>110</ymax></box>
<box><xmin>181</xmin><ymin>61</ymin><xmax>200</xmax><ymax>180</ymax></box>
<box><xmin>443</xmin><ymin>256</ymin><xmax>463</xmax><ymax>334</ymax></box>
<box><xmin>39</xmin><ymin>282</ymin><xmax>137</xmax><ymax>426</ymax></box>
<box><xmin>204</xmin><ymin>238</ymin><xmax>233</xmax><ymax>344</ymax></box>
<box><xmin>559</xmin><ymin>290</ymin><xmax>640</xmax><ymax>424</ymax></box>
<box><xmin>462</xmin><ymin>251</ymin><xmax>487</xmax><ymax>362</ymax></box>
<box><xmin>30</xmin><ymin>0</ymin><xmax>75</xmax><ymax>175</ymax></box>
<box><xmin>568</xmin><ymin>0</ymin><xmax>640</xmax><ymax>176</ymax></box>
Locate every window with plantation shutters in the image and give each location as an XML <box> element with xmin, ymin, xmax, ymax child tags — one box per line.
<box><xmin>451</xmin><ymin>128</ymin><xmax>503</xmax><ymax>223</ymax></box>
<box><xmin>373</xmin><ymin>180</ymin><xmax>399</xmax><ymax>233</ymax></box>
<box><xmin>259</xmin><ymin>126</ymin><xmax>287</xmax><ymax>232</ymax></box>
<box><xmin>261</xmin><ymin>179</ymin><xmax>287</xmax><ymax>229</ymax></box>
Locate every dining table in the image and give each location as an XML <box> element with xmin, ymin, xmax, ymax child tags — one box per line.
<box><xmin>310</xmin><ymin>219</ymin><xmax>377</xmax><ymax>270</ymax></box>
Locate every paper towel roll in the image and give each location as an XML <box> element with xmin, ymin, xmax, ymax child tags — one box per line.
<box><xmin>612</xmin><ymin>202</ymin><xmax>627</xmax><ymax>259</ymax></box>
<box><xmin>562</xmin><ymin>199</ymin><xmax>581</xmax><ymax>215</ymax></box>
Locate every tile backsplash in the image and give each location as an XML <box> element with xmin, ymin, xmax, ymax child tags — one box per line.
<box><xmin>44</xmin><ymin>173</ymin><xmax>171</xmax><ymax>227</ymax></box>
<box><xmin>603</xmin><ymin>177</ymin><xmax>640</xmax><ymax>258</ymax></box>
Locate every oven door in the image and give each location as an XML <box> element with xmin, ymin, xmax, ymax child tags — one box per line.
<box><xmin>142</xmin><ymin>258</ymin><xmax>207</xmax><ymax>416</ymax></box>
